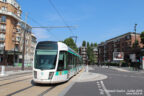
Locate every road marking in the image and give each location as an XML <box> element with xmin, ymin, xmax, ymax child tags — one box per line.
<box><xmin>100</xmin><ymin>81</ymin><xmax>111</xmax><ymax>96</ymax></box>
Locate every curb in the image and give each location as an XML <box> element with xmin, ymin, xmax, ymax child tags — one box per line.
<box><xmin>0</xmin><ymin>70</ymin><xmax>32</xmax><ymax>78</ymax></box>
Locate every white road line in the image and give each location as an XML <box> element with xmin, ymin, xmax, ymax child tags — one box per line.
<box><xmin>100</xmin><ymin>81</ymin><xmax>111</xmax><ymax>96</ymax></box>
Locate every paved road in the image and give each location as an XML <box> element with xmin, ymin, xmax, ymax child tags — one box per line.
<box><xmin>65</xmin><ymin>66</ymin><xmax>144</xmax><ymax>96</ymax></box>
<box><xmin>0</xmin><ymin>70</ymin><xmax>81</xmax><ymax>96</ymax></box>
<box><xmin>0</xmin><ymin>66</ymin><xmax>144</xmax><ymax>96</ymax></box>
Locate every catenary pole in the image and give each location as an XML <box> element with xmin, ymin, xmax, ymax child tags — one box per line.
<box><xmin>22</xmin><ymin>13</ymin><xmax>28</xmax><ymax>70</ymax></box>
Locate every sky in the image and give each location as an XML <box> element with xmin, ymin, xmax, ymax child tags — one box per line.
<box><xmin>18</xmin><ymin>0</ymin><xmax>144</xmax><ymax>46</ymax></box>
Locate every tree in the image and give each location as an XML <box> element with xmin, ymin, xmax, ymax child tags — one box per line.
<box><xmin>90</xmin><ymin>43</ymin><xmax>94</xmax><ymax>47</ymax></box>
<box><xmin>94</xmin><ymin>43</ymin><xmax>97</xmax><ymax>47</ymax></box>
<box><xmin>87</xmin><ymin>46</ymin><xmax>94</xmax><ymax>64</ymax></box>
<box><xmin>82</xmin><ymin>41</ymin><xmax>86</xmax><ymax>47</ymax></box>
<box><xmin>63</xmin><ymin>38</ymin><xmax>78</xmax><ymax>52</ymax></box>
<box><xmin>87</xmin><ymin>42</ymin><xmax>90</xmax><ymax>48</ymax></box>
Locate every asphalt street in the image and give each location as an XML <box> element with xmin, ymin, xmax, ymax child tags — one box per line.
<box><xmin>65</xmin><ymin>66</ymin><xmax>144</xmax><ymax>96</ymax></box>
<box><xmin>0</xmin><ymin>66</ymin><xmax>144</xmax><ymax>96</ymax></box>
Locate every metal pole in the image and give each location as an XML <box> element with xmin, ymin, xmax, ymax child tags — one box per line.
<box><xmin>22</xmin><ymin>13</ymin><xmax>27</xmax><ymax>70</ymax></box>
<box><xmin>134</xmin><ymin>24</ymin><xmax>137</xmax><ymax>45</ymax></box>
<box><xmin>13</xmin><ymin>27</ymin><xmax>16</xmax><ymax>66</ymax></box>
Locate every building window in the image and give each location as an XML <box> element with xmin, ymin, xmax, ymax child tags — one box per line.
<box><xmin>2</xmin><ymin>0</ymin><xmax>7</xmax><ymax>3</ymax></box>
<box><xmin>0</xmin><ymin>16</ymin><xmax>6</xmax><ymax>23</ymax></box>
<box><xmin>0</xmin><ymin>43</ymin><xmax>4</xmax><ymax>48</ymax></box>
<box><xmin>0</xmin><ymin>34</ymin><xmax>5</xmax><ymax>40</ymax></box>
<box><xmin>1</xmin><ymin>6</ymin><xmax>7</xmax><ymax>11</ymax></box>
<box><xmin>0</xmin><ymin>24</ymin><xmax>6</xmax><ymax>32</ymax></box>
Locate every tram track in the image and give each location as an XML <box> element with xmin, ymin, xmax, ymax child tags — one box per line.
<box><xmin>0</xmin><ymin>77</ymin><xmax>32</xmax><ymax>87</ymax></box>
<box><xmin>5</xmin><ymin>84</ymin><xmax>57</xmax><ymax>96</ymax></box>
<box><xmin>6</xmin><ymin>85</ymin><xmax>34</xmax><ymax>96</ymax></box>
<box><xmin>0</xmin><ymin>72</ymin><xmax>32</xmax><ymax>81</ymax></box>
<box><xmin>38</xmin><ymin>86</ymin><xmax>57</xmax><ymax>96</ymax></box>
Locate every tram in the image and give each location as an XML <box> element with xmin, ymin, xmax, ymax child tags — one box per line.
<box><xmin>33</xmin><ymin>41</ymin><xmax>83</xmax><ymax>84</ymax></box>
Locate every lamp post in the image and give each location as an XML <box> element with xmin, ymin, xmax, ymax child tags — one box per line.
<box><xmin>134</xmin><ymin>24</ymin><xmax>137</xmax><ymax>45</ymax></box>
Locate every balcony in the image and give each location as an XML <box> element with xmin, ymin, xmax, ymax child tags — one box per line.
<box><xmin>0</xmin><ymin>38</ymin><xmax>5</xmax><ymax>42</ymax></box>
<box><xmin>0</xmin><ymin>19</ymin><xmax>6</xmax><ymax>24</ymax></box>
<box><xmin>0</xmin><ymin>29</ymin><xmax>6</xmax><ymax>33</ymax></box>
<box><xmin>81</xmin><ymin>52</ymin><xmax>87</xmax><ymax>55</ymax></box>
<box><xmin>12</xmin><ymin>36</ymin><xmax>21</xmax><ymax>44</ymax></box>
<box><xmin>0</xmin><ymin>10</ymin><xmax>21</xmax><ymax>21</ymax></box>
<box><xmin>0</xmin><ymin>46</ymin><xmax>4</xmax><ymax>50</ymax></box>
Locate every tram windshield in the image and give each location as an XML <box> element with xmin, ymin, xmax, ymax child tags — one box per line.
<box><xmin>34</xmin><ymin>50</ymin><xmax>57</xmax><ymax>70</ymax></box>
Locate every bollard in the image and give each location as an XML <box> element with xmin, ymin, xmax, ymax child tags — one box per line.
<box><xmin>86</xmin><ymin>64</ymin><xmax>89</xmax><ymax>73</ymax></box>
<box><xmin>0</xmin><ymin>66</ymin><xmax>5</xmax><ymax>76</ymax></box>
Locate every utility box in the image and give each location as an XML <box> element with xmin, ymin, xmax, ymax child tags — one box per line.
<box><xmin>142</xmin><ymin>56</ymin><xmax>144</xmax><ymax>70</ymax></box>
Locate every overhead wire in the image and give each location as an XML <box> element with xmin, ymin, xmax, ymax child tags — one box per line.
<box><xmin>21</xmin><ymin>12</ymin><xmax>62</xmax><ymax>41</ymax></box>
<box><xmin>48</xmin><ymin>0</ymin><xmax>75</xmax><ymax>36</ymax></box>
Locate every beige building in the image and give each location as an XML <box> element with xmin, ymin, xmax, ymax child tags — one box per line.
<box><xmin>79</xmin><ymin>46</ymin><xmax>98</xmax><ymax>64</ymax></box>
<box><xmin>79</xmin><ymin>47</ymin><xmax>87</xmax><ymax>64</ymax></box>
<box><xmin>0</xmin><ymin>0</ymin><xmax>37</xmax><ymax>66</ymax></box>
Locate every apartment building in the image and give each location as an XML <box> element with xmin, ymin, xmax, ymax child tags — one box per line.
<box><xmin>79</xmin><ymin>46</ymin><xmax>98</xmax><ymax>64</ymax></box>
<box><xmin>0</xmin><ymin>0</ymin><xmax>37</xmax><ymax>66</ymax></box>
<box><xmin>93</xmin><ymin>47</ymin><xmax>98</xmax><ymax>64</ymax></box>
<box><xmin>98</xmin><ymin>32</ymin><xmax>143</xmax><ymax>63</ymax></box>
<box><xmin>79</xmin><ymin>47</ymin><xmax>87</xmax><ymax>64</ymax></box>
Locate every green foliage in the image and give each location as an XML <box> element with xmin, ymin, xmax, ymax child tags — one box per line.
<box><xmin>63</xmin><ymin>38</ymin><xmax>78</xmax><ymax>52</ymax></box>
<box><xmin>82</xmin><ymin>41</ymin><xmax>86</xmax><ymax>47</ymax></box>
<box><xmin>94</xmin><ymin>43</ymin><xmax>97</xmax><ymax>47</ymax></box>
<box><xmin>81</xmin><ymin>41</ymin><xmax>98</xmax><ymax>64</ymax></box>
<box><xmin>90</xmin><ymin>43</ymin><xmax>94</xmax><ymax>47</ymax></box>
<box><xmin>87</xmin><ymin>42</ymin><xmax>90</xmax><ymax>48</ymax></box>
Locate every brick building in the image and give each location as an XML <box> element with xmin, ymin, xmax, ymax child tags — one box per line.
<box><xmin>0</xmin><ymin>0</ymin><xmax>37</xmax><ymax>66</ymax></box>
<box><xmin>98</xmin><ymin>32</ymin><xmax>143</xmax><ymax>63</ymax></box>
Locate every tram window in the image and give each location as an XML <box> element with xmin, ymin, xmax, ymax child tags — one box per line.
<box><xmin>67</xmin><ymin>53</ymin><xmax>73</xmax><ymax>69</ymax></box>
<box><xmin>57</xmin><ymin>51</ymin><xmax>67</xmax><ymax>71</ymax></box>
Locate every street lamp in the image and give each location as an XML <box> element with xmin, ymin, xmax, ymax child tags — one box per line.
<box><xmin>134</xmin><ymin>24</ymin><xmax>137</xmax><ymax>45</ymax></box>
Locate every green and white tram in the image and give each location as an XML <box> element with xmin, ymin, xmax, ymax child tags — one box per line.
<box><xmin>33</xmin><ymin>41</ymin><xmax>83</xmax><ymax>84</ymax></box>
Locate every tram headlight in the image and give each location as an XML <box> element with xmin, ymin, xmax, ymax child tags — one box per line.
<box><xmin>34</xmin><ymin>71</ymin><xmax>37</xmax><ymax>79</ymax></box>
<box><xmin>48</xmin><ymin>72</ymin><xmax>54</xmax><ymax>80</ymax></box>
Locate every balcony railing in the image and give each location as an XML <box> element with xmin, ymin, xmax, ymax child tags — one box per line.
<box><xmin>0</xmin><ymin>38</ymin><xmax>5</xmax><ymax>42</ymax></box>
<box><xmin>0</xmin><ymin>10</ymin><xmax>21</xmax><ymax>21</ymax></box>
<box><xmin>0</xmin><ymin>46</ymin><xmax>4</xmax><ymax>50</ymax></box>
<box><xmin>0</xmin><ymin>19</ymin><xmax>6</xmax><ymax>23</ymax></box>
<box><xmin>0</xmin><ymin>29</ymin><xmax>6</xmax><ymax>33</ymax></box>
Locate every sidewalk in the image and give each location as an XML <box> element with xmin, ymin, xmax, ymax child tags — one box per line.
<box><xmin>76</xmin><ymin>72</ymin><xmax>107</xmax><ymax>82</ymax></box>
<box><xmin>102</xmin><ymin>66</ymin><xmax>144</xmax><ymax>73</ymax></box>
<box><xmin>0</xmin><ymin>66</ymin><xmax>32</xmax><ymax>77</ymax></box>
